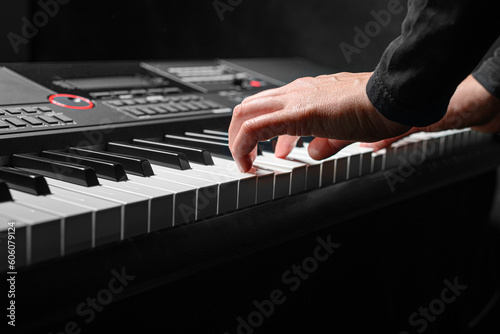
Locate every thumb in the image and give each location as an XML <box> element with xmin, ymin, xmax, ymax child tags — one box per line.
<box><xmin>307</xmin><ymin>138</ymin><xmax>353</xmax><ymax>160</ymax></box>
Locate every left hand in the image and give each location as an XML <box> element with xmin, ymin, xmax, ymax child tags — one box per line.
<box><xmin>362</xmin><ymin>74</ymin><xmax>500</xmax><ymax>151</ymax></box>
<box><xmin>228</xmin><ymin>72</ymin><xmax>410</xmax><ymax>172</ymax></box>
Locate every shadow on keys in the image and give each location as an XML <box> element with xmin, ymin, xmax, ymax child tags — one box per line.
<box><xmin>22</xmin><ymin>169</ymin><xmax>500</xmax><ymax>334</ymax></box>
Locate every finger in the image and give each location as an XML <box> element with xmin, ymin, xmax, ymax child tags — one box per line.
<box><xmin>232</xmin><ymin>110</ymin><xmax>295</xmax><ymax>172</ymax></box>
<box><xmin>228</xmin><ymin>97</ymin><xmax>284</xmax><ymax>149</ymax></box>
<box><xmin>275</xmin><ymin>135</ymin><xmax>300</xmax><ymax>158</ymax></box>
<box><xmin>307</xmin><ymin>138</ymin><xmax>353</xmax><ymax>160</ymax></box>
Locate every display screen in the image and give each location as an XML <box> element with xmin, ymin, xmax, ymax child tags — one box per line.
<box><xmin>54</xmin><ymin>75</ymin><xmax>168</xmax><ymax>90</ymax></box>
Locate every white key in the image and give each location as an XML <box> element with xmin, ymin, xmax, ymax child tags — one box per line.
<box><xmin>286</xmin><ymin>146</ymin><xmax>334</xmax><ymax>187</ymax></box>
<box><xmin>254</xmin><ymin>154</ymin><xmax>307</xmax><ymax>194</ymax></box>
<box><xmin>0</xmin><ymin>202</ymin><xmax>60</xmax><ymax>265</ymax></box>
<box><xmin>126</xmin><ymin>174</ymin><xmax>197</xmax><ymax>225</ymax></box>
<box><xmin>99</xmin><ymin>179</ymin><xmax>174</xmax><ymax>232</ymax></box>
<box><xmin>189</xmin><ymin>162</ymin><xmax>257</xmax><ymax>209</ymax></box>
<box><xmin>47</xmin><ymin>186</ymin><xmax>121</xmax><ymax>247</ymax></box>
<box><xmin>211</xmin><ymin>157</ymin><xmax>278</xmax><ymax>202</ymax></box>
<box><xmin>10</xmin><ymin>190</ymin><xmax>93</xmax><ymax>256</ymax></box>
<box><xmin>148</xmin><ymin>166</ymin><xmax>219</xmax><ymax>218</ymax></box>
<box><xmin>46</xmin><ymin>178</ymin><xmax>149</xmax><ymax>240</ymax></box>
<box><xmin>152</xmin><ymin>164</ymin><xmax>235</xmax><ymax>214</ymax></box>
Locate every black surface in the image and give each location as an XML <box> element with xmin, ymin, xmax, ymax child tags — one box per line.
<box><xmin>11</xmin><ymin>154</ymin><xmax>100</xmax><ymax>187</ymax></box>
<box><xmin>68</xmin><ymin>147</ymin><xmax>155</xmax><ymax>177</ymax></box>
<box><xmin>0</xmin><ymin>166</ymin><xmax>51</xmax><ymax>195</ymax></box>
<box><xmin>0</xmin><ymin>179</ymin><xmax>12</xmax><ymax>202</ymax></box>
<box><xmin>106</xmin><ymin>142</ymin><xmax>191</xmax><ymax>170</ymax></box>
<box><xmin>41</xmin><ymin>150</ymin><xmax>128</xmax><ymax>182</ymax></box>
<box><xmin>163</xmin><ymin>134</ymin><xmax>234</xmax><ymax>158</ymax></box>
<box><xmin>132</xmin><ymin>139</ymin><xmax>214</xmax><ymax>166</ymax></box>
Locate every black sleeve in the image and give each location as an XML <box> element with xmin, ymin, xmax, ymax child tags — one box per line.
<box><xmin>473</xmin><ymin>46</ymin><xmax>500</xmax><ymax>100</ymax></box>
<box><xmin>366</xmin><ymin>0</ymin><xmax>500</xmax><ymax>127</ymax></box>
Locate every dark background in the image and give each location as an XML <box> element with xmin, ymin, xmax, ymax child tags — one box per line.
<box><xmin>1</xmin><ymin>0</ymin><xmax>406</xmax><ymax>72</ymax></box>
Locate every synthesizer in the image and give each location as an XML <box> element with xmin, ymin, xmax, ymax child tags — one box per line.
<box><xmin>0</xmin><ymin>58</ymin><xmax>499</xmax><ymax>333</ymax></box>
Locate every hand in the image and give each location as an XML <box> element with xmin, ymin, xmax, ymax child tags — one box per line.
<box><xmin>228</xmin><ymin>72</ymin><xmax>410</xmax><ymax>172</ymax></box>
<box><xmin>362</xmin><ymin>75</ymin><xmax>500</xmax><ymax>151</ymax></box>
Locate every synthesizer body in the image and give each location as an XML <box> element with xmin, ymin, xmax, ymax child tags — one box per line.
<box><xmin>0</xmin><ymin>58</ymin><xmax>499</xmax><ymax>333</ymax></box>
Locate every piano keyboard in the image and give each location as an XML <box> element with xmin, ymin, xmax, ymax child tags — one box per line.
<box><xmin>0</xmin><ymin>127</ymin><xmax>493</xmax><ymax>272</ymax></box>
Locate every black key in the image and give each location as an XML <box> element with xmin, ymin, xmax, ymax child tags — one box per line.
<box><xmin>178</xmin><ymin>132</ymin><xmax>263</xmax><ymax>156</ymax></box>
<box><xmin>5</xmin><ymin>118</ymin><xmax>26</xmax><ymax>127</ymax></box>
<box><xmin>22</xmin><ymin>116</ymin><xmax>43</xmax><ymax>126</ymax></box>
<box><xmin>12</xmin><ymin>154</ymin><xmax>100</xmax><ymax>187</ymax></box>
<box><xmin>259</xmin><ymin>138</ymin><xmax>278</xmax><ymax>153</ymax></box>
<box><xmin>107</xmin><ymin>142</ymin><xmax>191</xmax><ymax>170</ymax></box>
<box><xmin>184</xmin><ymin>131</ymin><xmax>229</xmax><ymax>142</ymax></box>
<box><xmin>132</xmin><ymin>139</ymin><xmax>214</xmax><ymax>165</ymax></box>
<box><xmin>68</xmin><ymin>147</ymin><xmax>155</xmax><ymax>177</ymax></box>
<box><xmin>5</xmin><ymin>108</ymin><xmax>21</xmax><ymax>115</ymax></box>
<box><xmin>0</xmin><ymin>120</ymin><xmax>10</xmax><ymax>129</ymax></box>
<box><xmin>38</xmin><ymin>115</ymin><xmax>59</xmax><ymax>124</ymax></box>
<box><xmin>170</xmin><ymin>103</ymin><xmax>189</xmax><ymax>112</ymax></box>
<box><xmin>164</xmin><ymin>134</ymin><xmax>233</xmax><ymax>157</ymax></box>
<box><xmin>41</xmin><ymin>151</ymin><xmax>128</xmax><ymax>182</ymax></box>
<box><xmin>0</xmin><ymin>180</ymin><xmax>13</xmax><ymax>202</ymax></box>
<box><xmin>0</xmin><ymin>167</ymin><xmax>51</xmax><ymax>195</ymax></box>
<box><xmin>22</xmin><ymin>107</ymin><xmax>38</xmax><ymax>114</ymax></box>
<box><xmin>37</xmin><ymin>106</ymin><xmax>53</xmax><ymax>112</ymax></box>
<box><xmin>53</xmin><ymin>114</ymin><xmax>74</xmax><ymax>123</ymax></box>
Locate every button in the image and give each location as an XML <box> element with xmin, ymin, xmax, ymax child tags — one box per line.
<box><xmin>119</xmin><ymin>94</ymin><xmax>134</xmax><ymax>100</ymax></box>
<box><xmin>147</xmin><ymin>88</ymin><xmax>163</xmax><ymax>94</ymax></box>
<box><xmin>53</xmin><ymin>114</ymin><xmax>74</xmax><ymax>123</ymax></box>
<box><xmin>22</xmin><ymin>107</ymin><xmax>38</xmax><ymax>114</ymax></box>
<box><xmin>125</xmin><ymin>108</ymin><xmax>146</xmax><ymax>117</ymax></box>
<box><xmin>130</xmin><ymin>89</ymin><xmax>147</xmax><ymax>95</ymax></box>
<box><xmin>0</xmin><ymin>120</ymin><xmax>10</xmax><ymax>129</ymax></box>
<box><xmin>163</xmin><ymin>87</ymin><xmax>182</xmax><ymax>94</ymax></box>
<box><xmin>6</xmin><ymin>108</ymin><xmax>22</xmax><ymax>115</ymax></box>
<box><xmin>146</xmin><ymin>96</ymin><xmax>163</xmax><ymax>103</ymax></box>
<box><xmin>178</xmin><ymin>102</ymin><xmax>200</xmax><ymax>111</ymax></box>
<box><xmin>5</xmin><ymin>118</ymin><xmax>27</xmax><ymax>127</ymax></box>
<box><xmin>136</xmin><ymin>107</ymin><xmax>157</xmax><ymax>115</ymax></box>
<box><xmin>191</xmin><ymin>101</ymin><xmax>210</xmax><ymax>110</ymax></box>
<box><xmin>249</xmin><ymin>80</ymin><xmax>262</xmax><ymax>88</ymax></box>
<box><xmin>170</xmin><ymin>103</ymin><xmax>189</xmax><ymax>112</ymax></box>
<box><xmin>49</xmin><ymin>94</ymin><xmax>93</xmax><ymax>110</ymax></box>
<box><xmin>37</xmin><ymin>106</ymin><xmax>53</xmax><ymax>112</ymax></box>
<box><xmin>159</xmin><ymin>104</ymin><xmax>180</xmax><ymax>113</ymax></box>
<box><xmin>148</xmin><ymin>106</ymin><xmax>167</xmax><ymax>114</ymax></box>
<box><xmin>202</xmin><ymin>100</ymin><xmax>221</xmax><ymax>109</ymax></box>
<box><xmin>22</xmin><ymin>116</ymin><xmax>44</xmax><ymax>126</ymax></box>
<box><xmin>38</xmin><ymin>115</ymin><xmax>59</xmax><ymax>124</ymax></box>
<box><xmin>133</xmin><ymin>98</ymin><xmax>148</xmax><ymax>104</ymax></box>
<box><xmin>107</xmin><ymin>100</ymin><xmax>125</xmax><ymax>107</ymax></box>
<box><xmin>110</xmin><ymin>90</ymin><xmax>129</xmax><ymax>96</ymax></box>
<box><xmin>122</xmin><ymin>100</ymin><xmax>136</xmax><ymax>106</ymax></box>
<box><xmin>90</xmin><ymin>92</ymin><xmax>111</xmax><ymax>98</ymax></box>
